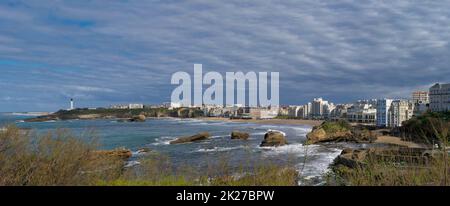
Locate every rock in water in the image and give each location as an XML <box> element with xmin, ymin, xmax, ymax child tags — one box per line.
<box><xmin>260</xmin><ymin>131</ymin><xmax>287</xmax><ymax>147</ymax></box>
<box><xmin>170</xmin><ymin>132</ymin><xmax>211</xmax><ymax>144</ymax></box>
<box><xmin>137</xmin><ymin>148</ymin><xmax>151</xmax><ymax>154</ymax></box>
<box><xmin>231</xmin><ymin>131</ymin><xmax>250</xmax><ymax>140</ymax></box>
<box><xmin>129</xmin><ymin>114</ymin><xmax>146</xmax><ymax>122</ymax></box>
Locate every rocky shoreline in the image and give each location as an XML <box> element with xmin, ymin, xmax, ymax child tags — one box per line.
<box><xmin>304</xmin><ymin>120</ymin><xmax>438</xmax><ymax>182</ymax></box>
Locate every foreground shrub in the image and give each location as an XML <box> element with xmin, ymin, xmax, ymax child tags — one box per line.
<box><xmin>0</xmin><ymin>126</ymin><xmax>123</xmax><ymax>186</ymax></box>
<box><xmin>328</xmin><ymin>155</ymin><xmax>450</xmax><ymax>186</ymax></box>
<box><xmin>399</xmin><ymin>112</ymin><xmax>450</xmax><ymax>145</ymax></box>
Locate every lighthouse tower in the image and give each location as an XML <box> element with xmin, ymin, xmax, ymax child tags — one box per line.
<box><xmin>70</xmin><ymin>98</ymin><xmax>74</xmax><ymax>110</ymax></box>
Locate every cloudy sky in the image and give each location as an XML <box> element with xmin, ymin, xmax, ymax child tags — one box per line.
<box><xmin>0</xmin><ymin>0</ymin><xmax>449</xmax><ymax>112</ymax></box>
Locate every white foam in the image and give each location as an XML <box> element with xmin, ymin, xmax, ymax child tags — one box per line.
<box><xmin>124</xmin><ymin>160</ymin><xmax>141</xmax><ymax>168</ymax></box>
<box><xmin>195</xmin><ymin>145</ymin><xmax>248</xmax><ymax>153</ymax></box>
<box><xmin>259</xmin><ymin>143</ymin><xmax>342</xmax><ymax>184</ymax></box>
<box><xmin>131</xmin><ymin>149</ymin><xmax>149</xmax><ymax>156</ymax></box>
<box><xmin>260</xmin><ymin>143</ymin><xmax>318</xmax><ymax>156</ymax></box>
<box><xmin>152</xmin><ymin>136</ymin><xmax>176</xmax><ymax>146</ymax></box>
<box><xmin>211</xmin><ymin>135</ymin><xmax>228</xmax><ymax>139</ymax></box>
<box><xmin>296</xmin><ymin>147</ymin><xmax>343</xmax><ymax>183</ymax></box>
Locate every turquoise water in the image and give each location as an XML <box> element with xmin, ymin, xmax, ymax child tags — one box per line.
<box><xmin>0</xmin><ymin>113</ymin><xmax>344</xmax><ymax>183</ymax></box>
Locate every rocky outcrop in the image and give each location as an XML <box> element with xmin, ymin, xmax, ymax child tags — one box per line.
<box><xmin>135</xmin><ymin>148</ymin><xmax>151</xmax><ymax>155</ymax></box>
<box><xmin>260</xmin><ymin>131</ymin><xmax>287</xmax><ymax>147</ymax></box>
<box><xmin>170</xmin><ymin>132</ymin><xmax>211</xmax><ymax>144</ymax></box>
<box><xmin>306</xmin><ymin>121</ymin><xmax>378</xmax><ymax>144</ymax></box>
<box><xmin>333</xmin><ymin>147</ymin><xmax>431</xmax><ymax>169</ymax></box>
<box><xmin>24</xmin><ymin>107</ymin><xmax>205</xmax><ymax>122</ymax></box>
<box><xmin>231</xmin><ymin>131</ymin><xmax>250</xmax><ymax>140</ymax></box>
<box><xmin>129</xmin><ymin>114</ymin><xmax>146</xmax><ymax>122</ymax></box>
<box><xmin>333</xmin><ymin>148</ymin><xmax>369</xmax><ymax>169</ymax></box>
<box><xmin>351</xmin><ymin>128</ymin><xmax>379</xmax><ymax>143</ymax></box>
<box><xmin>24</xmin><ymin>115</ymin><xmax>59</xmax><ymax>122</ymax></box>
<box><xmin>306</xmin><ymin>128</ymin><xmax>352</xmax><ymax>144</ymax></box>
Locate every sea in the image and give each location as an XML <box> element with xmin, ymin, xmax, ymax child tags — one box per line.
<box><xmin>0</xmin><ymin>112</ymin><xmax>352</xmax><ymax>185</ymax></box>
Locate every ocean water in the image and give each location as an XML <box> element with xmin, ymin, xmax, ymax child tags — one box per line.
<box><xmin>0</xmin><ymin>113</ymin><xmax>345</xmax><ymax>184</ymax></box>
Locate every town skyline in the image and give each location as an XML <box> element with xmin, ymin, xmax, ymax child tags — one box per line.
<box><xmin>0</xmin><ymin>83</ymin><xmax>437</xmax><ymax>113</ymax></box>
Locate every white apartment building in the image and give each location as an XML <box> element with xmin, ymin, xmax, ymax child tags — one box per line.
<box><xmin>259</xmin><ymin>107</ymin><xmax>279</xmax><ymax>119</ymax></box>
<box><xmin>287</xmin><ymin>106</ymin><xmax>300</xmax><ymax>117</ymax></box>
<box><xmin>429</xmin><ymin>83</ymin><xmax>450</xmax><ymax>112</ymax></box>
<box><xmin>278</xmin><ymin>106</ymin><xmax>290</xmax><ymax>116</ymax></box>
<box><xmin>376</xmin><ymin>99</ymin><xmax>393</xmax><ymax>127</ymax></box>
<box><xmin>412</xmin><ymin>91</ymin><xmax>429</xmax><ymax>104</ymax></box>
<box><xmin>110</xmin><ymin>104</ymin><xmax>129</xmax><ymax>109</ymax></box>
<box><xmin>128</xmin><ymin>104</ymin><xmax>144</xmax><ymax>109</ymax></box>
<box><xmin>347</xmin><ymin>101</ymin><xmax>376</xmax><ymax>124</ymax></box>
<box><xmin>170</xmin><ymin>102</ymin><xmax>182</xmax><ymax>109</ymax></box>
<box><xmin>311</xmin><ymin>98</ymin><xmax>325</xmax><ymax>117</ymax></box>
<box><xmin>329</xmin><ymin>104</ymin><xmax>352</xmax><ymax>121</ymax></box>
<box><xmin>310</xmin><ymin>98</ymin><xmax>333</xmax><ymax>119</ymax></box>
<box><xmin>323</xmin><ymin>103</ymin><xmax>336</xmax><ymax>119</ymax></box>
<box><xmin>388</xmin><ymin>100</ymin><xmax>414</xmax><ymax>127</ymax></box>
<box><xmin>300</xmin><ymin>103</ymin><xmax>312</xmax><ymax>119</ymax></box>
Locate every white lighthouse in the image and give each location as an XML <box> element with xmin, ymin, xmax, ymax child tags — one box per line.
<box><xmin>70</xmin><ymin>98</ymin><xmax>74</xmax><ymax>110</ymax></box>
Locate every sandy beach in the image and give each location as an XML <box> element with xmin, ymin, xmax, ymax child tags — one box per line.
<box><xmin>196</xmin><ymin>117</ymin><xmax>323</xmax><ymax>127</ymax></box>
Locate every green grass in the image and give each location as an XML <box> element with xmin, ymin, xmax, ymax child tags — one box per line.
<box><xmin>320</xmin><ymin>120</ymin><xmax>351</xmax><ymax>133</ymax></box>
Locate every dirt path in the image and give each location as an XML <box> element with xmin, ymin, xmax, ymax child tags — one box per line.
<box><xmin>375</xmin><ymin>136</ymin><xmax>427</xmax><ymax>148</ymax></box>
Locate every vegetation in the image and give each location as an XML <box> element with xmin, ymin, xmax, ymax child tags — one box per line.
<box><xmin>399</xmin><ymin>111</ymin><xmax>450</xmax><ymax>146</ymax></box>
<box><xmin>320</xmin><ymin>120</ymin><xmax>351</xmax><ymax>133</ymax></box>
<box><xmin>328</xmin><ymin>155</ymin><xmax>450</xmax><ymax>186</ymax></box>
<box><xmin>0</xmin><ymin>126</ymin><xmax>298</xmax><ymax>186</ymax></box>
<box><xmin>0</xmin><ymin>126</ymin><xmax>123</xmax><ymax>186</ymax></box>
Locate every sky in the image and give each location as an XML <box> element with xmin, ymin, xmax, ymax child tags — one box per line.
<box><xmin>0</xmin><ymin>0</ymin><xmax>449</xmax><ymax>112</ymax></box>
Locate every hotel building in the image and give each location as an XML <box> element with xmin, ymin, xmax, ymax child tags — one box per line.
<box><xmin>429</xmin><ymin>83</ymin><xmax>450</xmax><ymax>112</ymax></box>
<box><xmin>388</xmin><ymin>100</ymin><xmax>414</xmax><ymax>127</ymax></box>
